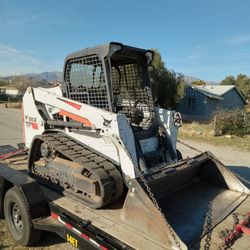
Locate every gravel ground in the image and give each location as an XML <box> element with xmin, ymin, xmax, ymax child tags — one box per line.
<box><xmin>177</xmin><ymin>138</ymin><xmax>250</xmax><ymax>167</ymax></box>
<box><xmin>177</xmin><ymin>138</ymin><xmax>250</xmax><ymax>189</ymax></box>
<box><xmin>0</xmin><ymin>108</ymin><xmax>73</xmax><ymax>249</ymax></box>
<box><xmin>0</xmin><ymin>108</ymin><xmax>249</xmax><ymax>249</ymax></box>
<box><xmin>0</xmin><ymin>108</ymin><xmax>23</xmax><ymax>148</ymax></box>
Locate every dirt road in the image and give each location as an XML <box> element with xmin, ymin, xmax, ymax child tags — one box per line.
<box><xmin>0</xmin><ymin>108</ymin><xmax>249</xmax><ymax>249</ymax></box>
<box><xmin>177</xmin><ymin>138</ymin><xmax>250</xmax><ymax>189</ymax></box>
<box><xmin>177</xmin><ymin>138</ymin><xmax>250</xmax><ymax>167</ymax></box>
<box><xmin>0</xmin><ymin>108</ymin><xmax>74</xmax><ymax>249</ymax></box>
<box><xmin>0</xmin><ymin>108</ymin><xmax>23</xmax><ymax>148</ymax></box>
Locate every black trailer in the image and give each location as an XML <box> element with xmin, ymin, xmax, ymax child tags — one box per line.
<box><xmin>0</xmin><ymin>162</ymin><xmax>131</xmax><ymax>249</ymax></box>
<box><xmin>1</xmin><ymin>146</ymin><xmax>250</xmax><ymax>250</ymax></box>
<box><xmin>0</xmin><ymin>146</ymin><xmax>167</xmax><ymax>250</ymax></box>
<box><xmin>0</xmin><ymin>147</ymin><xmax>130</xmax><ymax>250</ymax></box>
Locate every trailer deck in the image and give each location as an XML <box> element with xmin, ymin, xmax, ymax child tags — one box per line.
<box><xmin>1</xmin><ymin>155</ymin><xmax>169</xmax><ymax>250</ymax></box>
<box><xmin>1</xmin><ymin>150</ymin><xmax>250</xmax><ymax>250</ymax></box>
<box><xmin>192</xmin><ymin>195</ymin><xmax>250</xmax><ymax>250</ymax></box>
<box><xmin>47</xmin><ymin>186</ymin><xmax>250</xmax><ymax>250</ymax></box>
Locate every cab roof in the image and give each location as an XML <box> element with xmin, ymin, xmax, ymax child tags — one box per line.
<box><xmin>64</xmin><ymin>42</ymin><xmax>153</xmax><ymax>64</ymax></box>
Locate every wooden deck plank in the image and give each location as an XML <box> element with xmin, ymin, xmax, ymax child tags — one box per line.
<box><xmin>2</xmin><ymin>161</ymin><xmax>169</xmax><ymax>249</ymax></box>
<box><xmin>43</xmin><ymin>186</ymin><xmax>169</xmax><ymax>250</ymax></box>
<box><xmin>193</xmin><ymin>196</ymin><xmax>250</xmax><ymax>250</ymax></box>
<box><xmin>4</xmin><ymin>160</ymin><xmax>250</xmax><ymax>250</ymax></box>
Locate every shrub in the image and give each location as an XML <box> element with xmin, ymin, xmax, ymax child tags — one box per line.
<box><xmin>214</xmin><ymin>109</ymin><xmax>249</xmax><ymax>137</ymax></box>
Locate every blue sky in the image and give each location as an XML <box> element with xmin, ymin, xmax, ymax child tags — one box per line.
<box><xmin>1</xmin><ymin>0</ymin><xmax>250</xmax><ymax>82</ymax></box>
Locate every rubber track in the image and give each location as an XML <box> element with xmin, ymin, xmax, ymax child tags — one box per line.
<box><xmin>32</xmin><ymin>132</ymin><xmax>123</xmax><ymax>208</ymax></box>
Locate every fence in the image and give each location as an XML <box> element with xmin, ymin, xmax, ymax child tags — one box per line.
<box><xmin>0</xmin><ymin>94</ymin><xmax>22</xmax><ymax>108</ymax></box>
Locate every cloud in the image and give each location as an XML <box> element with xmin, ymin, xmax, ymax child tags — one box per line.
<box><xmin>0</xmin><ymin>44</ymin><xmax>42</xmax><ymax>65</ymax></box>
<box><xmin>224</xmin><ymin>34</ymin><xmax>250</xmax><ymax>45</ymax></box>
<box><xmin>0</xmin><ymin>7</ymin><xmax>43</xmax><ymax>33</ymax></box>
<box><xmin>188</xmin><ymin>46</ymin><xmax>208</xmax><ymax>60</ymax></box>
<box><xmin>170</xmin><ymin>50</ymin><xmax>250</xmax><ymax>66</ymax></box>
<box><xmin>0</xmin><ymin>4</ymin><xmax>68</xmax><ymax>34</ymax></box>
<box><xmin>0</xmin><ymin>44</ymin><xmax>59</xmax><ymax>76</ymax></box>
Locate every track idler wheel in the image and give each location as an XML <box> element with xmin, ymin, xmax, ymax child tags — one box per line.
<box><xmin>40</xmin><ymin>143</ymin><xmax>56</xmax><ymax>161</ymax></box>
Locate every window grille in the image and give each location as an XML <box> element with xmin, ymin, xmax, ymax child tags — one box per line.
<box><xmin>65</xmin><ymin>55</ymin><xmax>109</xmax><ymax>110</ymax></box>
<box><xmin>112</xmin><ymin>63</ymin><xmax>154</xmax><ymax>128</ymax></box>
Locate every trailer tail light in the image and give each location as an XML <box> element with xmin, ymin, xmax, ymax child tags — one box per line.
<box><xmin>51</xmin><ymin>212</ymin><xmax>109</xmax><ymax>249</ymax></box>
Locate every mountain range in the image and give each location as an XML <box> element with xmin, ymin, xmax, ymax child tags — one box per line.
<box><xmin>1</xmin><ymin>71</ymin><xmax>218</xmax><ymax>85</ymax></box>
<box><xmin>0</xmin><ymin>71</ymin><xmax>63</xmax><ymax>83</ymax></box>
<box><xmin>24</xmin><ymin>71</ymin><xmax>63</xmax><ymax>82</ymax></box>
<box><xmin>183</xmin><ymin>76</ymin><xmax>218</xmax><ymax>85</ymax></box>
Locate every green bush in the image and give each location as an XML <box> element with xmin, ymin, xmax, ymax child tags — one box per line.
<box><xmin>214</xmin><ymin>109</ymin><xmax>249</xmax><ymax>137</ymax></box>
<box><xmin>0</xmin><ymin>94</ymin><xmax>8</xmax><ymax>102</ymax></box>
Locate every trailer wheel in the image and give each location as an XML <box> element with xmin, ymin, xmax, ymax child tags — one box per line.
<box><xmin>176</xmin><ymin>149</ymin><xmax>183</xmax><ymax>161</ymax></box>
<box><xmin>4</xmin><ymin>186</ymin><xmax>42</xmax><ymax>246</ymax></box>
<box><xmin>0</xmin><ymin>177</ymin><xmax>9</xmax><ymax>219</ymax></box>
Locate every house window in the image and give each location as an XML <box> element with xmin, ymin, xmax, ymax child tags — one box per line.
<box><xmin>187</xmin><ymin>98</ymin><xmax>196</xmax><ymax>110</ymax></box>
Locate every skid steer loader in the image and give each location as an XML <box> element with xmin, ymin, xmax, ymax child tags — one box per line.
<box><xmin>23</xmin><ymin>42</ymin><xmax>249</xmax><ymax>249</ymax></box>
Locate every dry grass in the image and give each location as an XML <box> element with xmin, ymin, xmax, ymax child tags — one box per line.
<box><xmin>0</xmin><ymin>102</ymin><xmax>22</xmax><ymax>108</ymax></box>
<box><xmin>246</xmin><ymin>104</ymin><xmax>250</xmax><ymax>113</ymax></box>
<box><xmin>179</xmin><ymin>122</ymin><xmax>250</xmax><ymax>152</ymax></box>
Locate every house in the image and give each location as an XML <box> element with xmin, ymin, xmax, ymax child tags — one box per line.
<box><xmin>0</xmin><ymin>86</ymin><xmax>24</xmax><ymax>96</ymax></box>
<box><xmin>177</xmin><ymin>85</ymin><xmax>247</xmax><ymax>121</ymax></box>
<box><xmin>0</xmin><ymin>86</ymin><xmax>25</xmax><ymax>102</ymax></box>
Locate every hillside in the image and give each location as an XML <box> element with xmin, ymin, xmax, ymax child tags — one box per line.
<box><xmin>2</xmin><ymin>72</ymin><xmax>218</xmax><ymax>85</ymax></box>
<box><xmin>184</xmin><ymin>76</ymin><xmax>218</xmax><ymax>85</ymax></box>
<box><xmin>0</xmin><ymin>71</ymin><xmax>62</xmax><ymax>83</ymax></box>
<box><xmin>24</xmin><ymin>71</ymin><xmax>63</xmax><ymax>82</ymax></box>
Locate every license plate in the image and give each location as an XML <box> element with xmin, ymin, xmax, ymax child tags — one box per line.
<box><xmin>66</xmin><ymin>234</ymin><xmax>78</xmax><ymax>248</ymax></box>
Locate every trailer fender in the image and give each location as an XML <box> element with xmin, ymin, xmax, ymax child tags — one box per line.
<box><xmin>0</xmin><ymin>163</ymin><xmax>49</xmax><ymax>219</ymax></box>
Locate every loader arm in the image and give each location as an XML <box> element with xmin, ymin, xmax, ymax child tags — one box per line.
<box><xmin>23</xmin><ymin>86</ymin><xmax>138</xmax><ymax>179</ymax></box>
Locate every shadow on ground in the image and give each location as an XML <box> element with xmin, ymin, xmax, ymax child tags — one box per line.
<box><xmin>228</xmin><ymin>165</ymin><xmax>250</xmax><ymax>189</ymax></box>
<box><xmin>33</xmin><ymin>231</ymin><xmax>66</xmax><ymax>247</ymax></box>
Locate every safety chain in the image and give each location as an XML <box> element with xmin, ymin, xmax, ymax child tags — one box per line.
<box><xmin>219</xmin><ymin>212</ymin><xmax>248</xmax><ymax>249</ymax></box>
<box><xmin>118</xmin><ymin>141</ymin><xmax>184</xmax><ymax>250</ymax></box>
<box><xmin>177</xmin><ymin>139</ymin><xmax>250</xmax><ymax>250</ymax></box>
<box><xmin>219</xmin><ymin>229</ymin><xmax>233</xmax><ymax>250</ymax></box>
<box><xmin>232</xmin><ymin>213</ymin><xmax>240</xmax><ymax>225</ymax></box>
<box><xmin>177</xmin><ymin>139</ymin><xmax>203</xmax><ymax>154</ymax></box>
<box><xmin>0</xmin><ymin>149</ymin><xmax>28</xmax><ymax>166</ymax></box>
<box><xmin>136</xmin><ymin>169</ymin><xmax>183</xmax><ymax>250</ymax></box>
<box><xmin>204</xmin><ymin>202</ymin><xmax>213</xmax><ymax>250</ymax></box>
<box><xmin>0</xmin><ymin>148</ymin><xmax>27</xmax><ymax>160</ymax></box>
<box><xmin>177</xmin><ymin>139</ymin><xmax>250</xmax><ymax>186</ymax></box>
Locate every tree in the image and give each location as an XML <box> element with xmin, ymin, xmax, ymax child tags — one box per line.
<box><xmin>149</xmin><ymin>49</ymin><xmax>184</xmax><ymax>109</ymax></box>
<box><xmin>10</xmin><ymin>75</ymin><xmax>47</xmax><ymax>93</ymax></box>
<box><xmin>220</xmin><ymin>74</ymin><xmax>250</xmax><ymax>101</ymax></box>
<box><xmin>235</xmin><ymin>74</ymin><xmax>250</xmax><ymax>101</ymax></box>
<box><xmin>0</xmin><ymin>80</ymin><xmax>7</xmax><ymax>86</ymax></box>
<box><xmin>220</xmin><ymin>75</ymin><xmax>236</xmax><ymax>85</ymax></box>
<box><xmin>191</xmin><ymin>80</ymin><xmax>206</xmax><ymax>86</ymax></box>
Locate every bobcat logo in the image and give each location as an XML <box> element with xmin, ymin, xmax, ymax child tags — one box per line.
<box><xmin>102</xmin><ymin>116</ymin><xmax>112</xmax><ymax>128</ymax></box>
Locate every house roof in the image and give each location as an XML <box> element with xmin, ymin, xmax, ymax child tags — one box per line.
<box><xmin>187</xmin><ymin>84</ymin><xmax>247</xmax><ymax>103</ymax></box>
<box><xmin>187</xmin><ymin>84</ymin><xmax>222</xmax><ymax>100</ymax></box>
<box><xmin>0</xmin><ymin>85</ymin><xmax>18</xmax><ymax>90</ymax></box>
<box><xmin>194</xmin><ymin>85</ymin><xmax>234</xmax><ymax>96</ymax></box>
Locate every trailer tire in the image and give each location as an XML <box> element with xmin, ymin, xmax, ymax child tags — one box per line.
<box><xmin>4</xmin><ymin>186</ymin><xmax>42</xmax><ymax>246</ymax></box>
<box><xmin>0</xmin><ymin>187</ymin><xmax>4</xmax><ymax>219</ymax></box>
<box><xmin>0</xmin><ymin>177</ymin><xmax>9</xmax><ymax>219</ymax></box>
<box><xmin>176</xmin><ymin>149</ymin><xmax>183</xmax><ymax>161</ymax></box>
